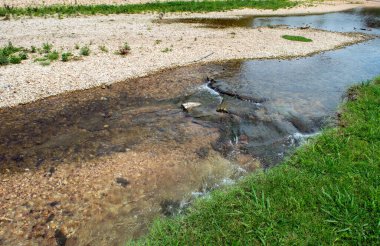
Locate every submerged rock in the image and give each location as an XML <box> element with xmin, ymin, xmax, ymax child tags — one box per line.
<box><xmin>160</xmin><ymin>200</ymin><xmax>181</xmax><ymax>217</ymax></box>
<box><xmin>181</xmin><ymin>102</ymin><xmax>201</xmax><ymax>111</ymax></box>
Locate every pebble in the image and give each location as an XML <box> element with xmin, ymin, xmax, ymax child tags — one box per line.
<box><xmin>115</xmin><ymin>177</ymin><xmax>130</xmax><ymax>187</ymax></box>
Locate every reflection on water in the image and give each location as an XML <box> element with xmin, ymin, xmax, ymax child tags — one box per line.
<box><xmin>253</xmin><ymin>8</ymin><xmax>380</xmax><ymax>35</ymax></box>
<box><xmin>162</xmin><ymin>7</ymin><xmax>380</xmax><ymax>35</ymax></box>
<box><xmin>186</xmin><ymin>38</ymin><xmax>380</xmax><ymax>165</ymax></box>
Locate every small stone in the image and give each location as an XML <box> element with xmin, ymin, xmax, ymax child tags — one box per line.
<box><xmin>54</xmin><ymin>229</ymin><xmax>67</xmax><ymax>246</ymax></box>
<box><xmin>49</xmin><ymin>201</ymin><xmax>60</xmax><ymax>207</ymax></box>
<box><xmin>48</xmin><ymin>166</ymin><xmax>55</xmax><ymax>175</ymax></box>
<box><xmin>46</xmin><ymin>213</ymin><xmax>55</xmax><ymax>223</ymax></box>
<box><xmin>116</xmin><ymin>177</ymin><xmax>130</xmax><ymax>187</ymax></box>
<box><xmin>11</xmin><ymin>154</ymin><xmax>24</xmax><ymax>162</ymax></box>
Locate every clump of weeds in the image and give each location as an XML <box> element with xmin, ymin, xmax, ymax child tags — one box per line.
<box><xmin>0</xmin><ymin>42</ymin><xmax>27</xmax><ymax>66</ymax></box>
<box><xmin>1</xmin><ymin>41</ymin><xmax>95</xmax><ymax>66</ymax></box>
<box><xmin>79</xmin><ymin>46</ymin><xmax>90</xmax><ymax>56</ymax></box>
<box><xmin>161</xmin><ymin>47</ymin><xmax>172</xmax><ymax>53</ymax></box>
<box><xmin>117</xmin><ymin>42</ymin><xmax>131</xmax><ymax>55</ymax></box>
<box><xmin>99</xmin><ymin>45</ymin><xmax>108</xmax><ymax>53</ymax></box>
<box><xmin>61</xmin><ymin>52</ymin><xmax>72</xmax><ymax>62</ymax></box>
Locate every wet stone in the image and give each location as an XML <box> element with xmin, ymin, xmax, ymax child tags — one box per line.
<box><xmin>11</xmin><ymin>154</ymin><xmax>24</xmax><ymax>162</ymax></box>
<box><xmin>46</xmin><ymin>214</ymin><xmax>55</xmax><ymax>223</ymax></box>
<box><xmin>287</xmin><ymin>114</ymin><xmax>314</xmax><ymax>133</ymax></box>
<box><xmin>46</xmin><ymin>166</ymin><xmax>55</xmax><ymax>177</ymax></box>
<box><xmin>0</xmin><ymin>154</ymin><xmax>5</xmax><ymax>163</ymax></box>
<box><xmin>196</xmin><ymin>147</ymin><xmax>210</xmax><ymax>159</ymax></box>
<box><xmin>54</xmin><ymin>229</ymin><xmax>67</xmax><ymax>246</ymax></box>
<box><xmin>35</xmin><ymin>158</ymin><xmax>44</xmax><ymax>168</ymax></box>
<box><xmin>116</xmin><ymin>177</ymin><xmax>130</xmax><ymax>187</ymax></box>
<box><xmin>49</xmin><ymin>201</ymin><xmax>60</xmax><ymax>207</ymax></box>
<box><xmin>160</xmin><ymin>200</ymin><xmax>181</xmax><ymax>217</ymax></box>
<box><xmin>181</xmin><ymin>102</ymin><xmax>202</xmax><ymax>111</ymax></box>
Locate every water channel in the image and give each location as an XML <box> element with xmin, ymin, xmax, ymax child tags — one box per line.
<box><xmin>0</xmin><ymin>6</ymin><xmax>379</xmax><ymax>246</ymax></box>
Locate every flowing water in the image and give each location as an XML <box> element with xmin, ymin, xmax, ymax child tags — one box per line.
<box><xmin>0</xmin><ymin>7</ymin><xmax>380</xmax><ymax>246</ymax></box>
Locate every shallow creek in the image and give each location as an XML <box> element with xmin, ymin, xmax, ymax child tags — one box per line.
<box><xmin>0</xmin><ymin>7</ymin><xmax>380</xmax><ymax>246</ymax></box>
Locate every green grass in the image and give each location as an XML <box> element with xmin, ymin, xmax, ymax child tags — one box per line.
<box><xmin>132</xmin><ymin>77</ymin><xmax>380</xmax><ymax>245</ymax></box>
<box><xmin>99</xmin><ymin>45</ymin><xmax>109</xmax><ymax>53</ymax></box>
<box><xmin>42</xmin><ymin>42</ymin><xmax>53</xmax><ymax>53</ymax></box>
<box><xmin>282</xmin><ymin>35</ymin><xmax>313</xmax><ymax>42</ymax></box>
<box><xmin>161</xmin><ymin>47</ymin><xmax>173</xmax><ymax>53</ymax></box>
<box><xmin>47</xmin><ymin>50</ymin><xmax>59</xmax><ymax>60</ymax></box>
<box><xmin>0</xmin><ymin>42</ymin><xmax>24</xmax><ymax>66</ymax></box>
<box><xmin>9</xmin><ymin>55</ymin><xmax>22</xmax><ymax>64</ymax></box>
<box><xmin>0</xmin><ymin>0</ymin><xmax>297</xmax><ymax>17</ymax></box>
<box><xmin>117</xmin><ymin>42</ymin><xmax>131</xmax><ymax>55</ymax></box>
<box><xmin>61</xmin><ymin>52</ymin><xmax>72</xmax><ymax>62</ymax></box>
<box><xmin>80</xmin><ymin>46</ymin><xmax>91</xmax><ymax>56</ymax></box>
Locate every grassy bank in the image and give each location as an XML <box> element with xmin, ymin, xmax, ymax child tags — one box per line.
<box><xmin>0</xmin><ymin>0</ymin><xmax>297</xmax><ymax>17</ymax></box>
<box><xmin>132</xmin><ymin>77</ymin><xmax>380</xmax><ymax>245</ymax></box>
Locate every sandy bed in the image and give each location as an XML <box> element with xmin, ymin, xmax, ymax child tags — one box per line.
<box><xmin>0</xmin><ymin>1</ymin><xmax>375</xmax><ymax>108</ymax></box>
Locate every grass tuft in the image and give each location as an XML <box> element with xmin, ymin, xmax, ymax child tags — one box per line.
<box><xmin>61</xmin><ymin>52</ymin><xmax>72</xmax><ymax>62</ymax></box>
<box><xmin>9</xmin><ymin>55</ymin><xmax>22</xmax><ymax>64</ymax></box>
<box><xmin>42</xmin><ymin>42</ymin><xmax>53</xmax><ymax>53</ymax></box>
<box><xmin>117</xmin><ymin>42</ymin><xmax>131</xmax><ymax>55</ymax></box>
<box><xmin>99</xmin><ymin>45</ymin><xmax>108</xmax><ymax>53</ymax></box>
<box><xmin>282</xmin><ymin>35</ymin><xmax>313</xmax><ymax>42</ymax></box>
<box><xmin>80</xmin><ymin>46</ymin><xmax>90</xmax><ymax>56</ymax></box>
<box><xmin>47</xmin><ymin>50</ymin><xmax>59</xmax><ymax>60</ymax></box>
<box><xmin>0</xmin><ymin>0</ymin><xmax>297</xmax><ymax>17</ymax></box>
<box><xmin>161</xmin><ymin>47</ymin><xmax>172</xmax><ymax>53</ymax></box>
<box><xmin>0</xmin><ymin>42</ymin><xmax>23</xmax><ymax>66</ymax></box>
<box><xmin>0</xmin><ymin>55</ymin><xmax>9</xmax><ymax>65</ymax></box>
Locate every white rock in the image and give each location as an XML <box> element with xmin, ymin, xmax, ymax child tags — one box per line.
<box><xmin>181</xmin><ymin>102</ymin><xmax>201</xmax><ymax>111</ymax></box>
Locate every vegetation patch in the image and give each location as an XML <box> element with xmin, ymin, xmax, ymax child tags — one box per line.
<box><xmin>0</xmin><ymin>42</ymin><xmax>24</xmax><ymax>66</ymax></box>
<box><xmin>99</xmin><ymin>45</ymin><xmax>108</xmax><ymax>53</ymax></box>
<box><xmin>282</xmin><ymin>35</ymin><xmax>313</xmax><ymax>42</ymax></box>
<box><xmin>132</xmin><ymin>77</ymin><xmax>380</xmax><ymax>244</ymax></box>
<box><xmin>61</xmin><ymin>52</ymin><xmax>72</xmax><ymax>62</ymax></box>
<box><xmin>161</xmin><ymin>47</ymin><xmax>172</xmax><ymax>53</ymax></box>
<box><xmin>0</xmin><ymin>0</ymin><xmax>297</xmax><ymax>17</ymax></box>
<box><xmin>79</xmin><ymin>46</ymin><xmax>91</xmax><ymax>56</ymax></box>
<box><xmin>117</xmin><ymin>42</ymin><xmax>131</xmax><ymax>56</ymax></box>
<box><xmin>0</xmin><ymin>42</ymin><xmax>99</xmax><ymax>66</ymax></box>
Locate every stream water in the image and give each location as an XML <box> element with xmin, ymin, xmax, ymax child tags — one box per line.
<box><xmin>0</xmin><ymin>7</ymin><xmax>380</xmax><ymax>246</ymax></box>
